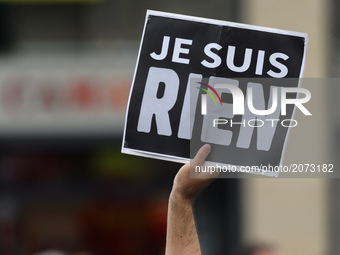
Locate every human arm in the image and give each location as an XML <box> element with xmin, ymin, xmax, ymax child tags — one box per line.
<box><xmin>165</xmin><ymin>144</ymin><xmax>218</xmax><ymax>255</ymax></box>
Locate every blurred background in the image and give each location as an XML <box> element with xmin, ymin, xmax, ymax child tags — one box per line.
<box><xmin>0</xmin><ymin>0</ymin><xmax>337</xmax><ymax>255</ymax></box>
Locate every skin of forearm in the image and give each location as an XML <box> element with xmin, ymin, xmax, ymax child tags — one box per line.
<box><xmin>165</xmin><ymin>191</ymin><xmax>201</xmax><ymax>255</ymax></box>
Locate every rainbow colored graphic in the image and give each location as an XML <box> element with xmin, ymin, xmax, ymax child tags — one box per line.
<box><xmin>196</xmin><ymin>82</ymin><xmax>222</xmax><ymax>106</ymax></box>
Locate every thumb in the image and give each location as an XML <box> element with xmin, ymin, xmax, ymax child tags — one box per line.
<box><xmin>190</xmin><ymin>144</ymin><xmax>211</xmax><ymax>170</ymax></box>
<box><xmin>191</xmin><ymin>144</ymin><xmax>220</xmax><ymax>179</ymax></box>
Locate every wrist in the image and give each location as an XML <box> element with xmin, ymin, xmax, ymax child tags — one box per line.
<box><xmin>170</xmin><ymin>190</ymin><xmax>194</xmax><ymax>207</ymax></box>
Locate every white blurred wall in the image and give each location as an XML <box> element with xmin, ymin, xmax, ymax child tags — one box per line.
<box><xmin>240</xmin><ymin>1</ymin><xmax>332</xmax><ymax>255</ymax></box>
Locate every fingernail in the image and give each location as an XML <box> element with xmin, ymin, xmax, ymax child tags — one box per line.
<box><xmin>203</xmin><ymin>144</ymin><xmax>211</xmax><ymax>152</ymax></box>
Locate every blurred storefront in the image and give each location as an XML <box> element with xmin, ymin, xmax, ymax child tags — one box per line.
<box><xmin>0</xmin><ymin>1</ymin><xmax>239</xmax><ymax>255</ymax></box>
